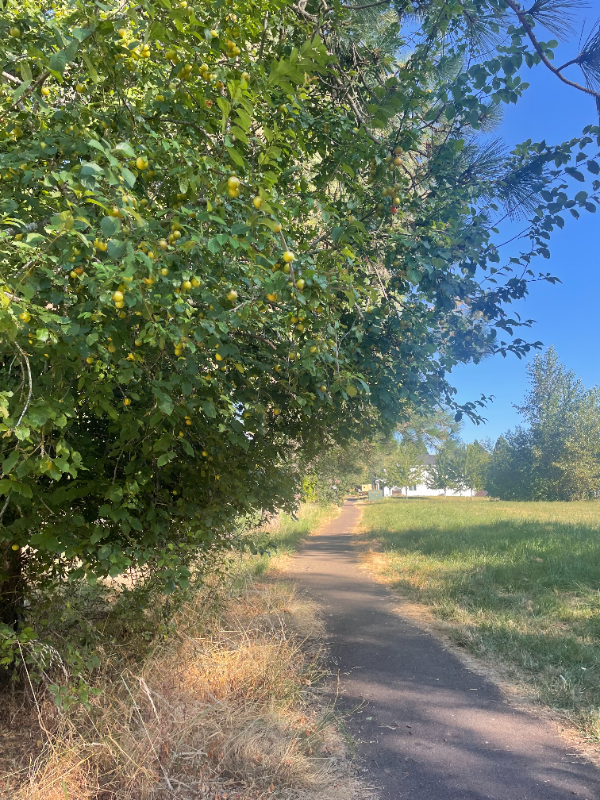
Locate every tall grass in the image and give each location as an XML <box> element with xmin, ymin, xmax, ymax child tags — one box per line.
<box><xmin>1</xmin><ymin>504</ymin><xmax>348</xmax><ymax>799</ymax></box>
<box><xmin>361</xmin><ymin>498</ymin><xmax>600</xmax><ymax>741</ymax></box>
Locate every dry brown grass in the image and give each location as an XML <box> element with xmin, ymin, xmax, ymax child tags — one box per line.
<box><xmin>2</xmin><ymin>578</ymin><xmax>362</xmax><ymax>800</ymax></box>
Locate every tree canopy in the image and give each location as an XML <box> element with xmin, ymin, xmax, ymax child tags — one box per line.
<box><xmin>1</xmin><ymin>0</ymin><xmax>600</xmax><ymax>640</ymax></box>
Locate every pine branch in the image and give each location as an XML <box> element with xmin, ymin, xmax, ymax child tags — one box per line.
<box><xmin>504</xmin><ymin>0</ymin><xmax>600</xmax><ymax>99</ymax></box>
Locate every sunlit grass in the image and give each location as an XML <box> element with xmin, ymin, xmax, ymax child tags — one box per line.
<box><xmin>361</xmin><ymin>497</ymin><xmax>600</xmax><ymax>741</ymax></box>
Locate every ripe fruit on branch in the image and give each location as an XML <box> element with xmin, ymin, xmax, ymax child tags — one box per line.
<box><xmin>112</xmin><ymin>291</ymin><xmax>124</xmax><ymax>303</ymax></box>
<box><xmin>227</xmin><ymin>176</ymin><xmax>240</xmax><ymax>190</ymax></box>
<box><xmin>253</xmin><ymin>196</ymin><xmax>262</xmax><ymax>209</ymax></box>
<box><xmin>227</xmin><ymin>289</ymin><xmax>238</xmax><ymax>302</ymax></box>
<box><xmin>283</xmin><ymin>251</ymin><xmax>295</xmax><ymax>263</ymax></box>
<box><xmin>123</xmin><ymin>398</ymin><xmax>131</xmax><ymax>406</ymax></box>
<box><xmin>136</xmin><ymin>156</ymin><xmax>149</xmax><ymax>170</ymax></box>
<box><xmin>295</xmin><ymin>278</ymin><xmax>305</xmax><ymax>291</ymax></box>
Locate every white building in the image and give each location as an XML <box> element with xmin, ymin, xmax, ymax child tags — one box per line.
<box><xmin>382</xmin><ymin>454</ymin><xmax>481</xmax><ymax>498</ymax></box>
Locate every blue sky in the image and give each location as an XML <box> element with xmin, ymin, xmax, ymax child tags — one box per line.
<box><xmin>452</xmin><ymin>10</ymin><xmax>600</xmax><ymax>444</ymax></box>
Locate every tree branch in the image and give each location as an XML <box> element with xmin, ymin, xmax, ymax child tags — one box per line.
<box><xmin>2</xmin><ymin>71</ymin><xmax>20</xmax><ymax>86</ymax></box>
<box><xmin>504</xmin><ymin>0</ymin><xmax>600</xmax><ymax>99</ymax></box>
<box><xmin>14</xmin><ymin>344</ymin><xmax>33</xmax><ymax>430</ymax></box>
<box><xmin>342</xmin><ymin>0</ymin><xmax>391</xmax><ymax>9</ymax></box>
<box><xmin>0</xmin><ymin>70</ymin><xmax>50</xmax><ymax>122</ymax></box>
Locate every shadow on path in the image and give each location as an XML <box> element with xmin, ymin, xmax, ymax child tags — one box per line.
<box><xmin>286</xmin><ymin>501</ymin><xmax>600</xmax><ymax>800</ymax></box>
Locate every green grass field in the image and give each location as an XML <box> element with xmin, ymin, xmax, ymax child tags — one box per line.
<box><xmin>360</xmin><ymin>497</ymin><xmax>600</xmax><ymax>741</ymax></box>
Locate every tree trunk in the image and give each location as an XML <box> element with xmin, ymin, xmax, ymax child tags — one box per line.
<box><xmin>0</xmin><ymin>543</ymin><xmax>24</xmax><ymax>627</ymax></box>
<box><xmin>0</xmin><ymin>544</ymin><xmax>25</xmax><ymax>685</ymax></box>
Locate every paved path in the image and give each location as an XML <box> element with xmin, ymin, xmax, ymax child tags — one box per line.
<box><xmin>286</xmin><ymin>500</ymin><xmax>600</xmax><ymax>800</ymax></box>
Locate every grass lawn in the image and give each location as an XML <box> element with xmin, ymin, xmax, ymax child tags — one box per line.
<box><xmin>360</xmin><ymin>497</ymin><xmax>600</xmax><ymax>741</ymax></box>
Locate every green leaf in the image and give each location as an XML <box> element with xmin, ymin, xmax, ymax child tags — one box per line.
<box><xmin>114</xmin><ymin>142</ymin><xmax>136</xmax><ymax>158</ymax></box>
<box><xmin>201</xmin><ymin>401</ymin><xmax>216</xmax><ymax>418</ymax></box>
<box><xmin>1</xmin><ymin>452</ymin><xmax>19</xmax><ymax>474</ymax></box>
<box><xmin>157</xmin><ymin>451</ymin><xmax>175</xmax><ymax>466</ymax></box>
<box><xmin>217</xmin><ymin>97</ymin><xmax>231</xmax><ymax>133</ymax></box>
<box><xmin>11</xmin><ymin>80</ymin><xmax>32</xmax><ymax>104</ymax></box>
<box><xmin>72</xmin><ymin>26</ymin><xmax>95</xmax><ymax>42</ymax></box>
<box><xmin>153</xmin><ymin>390</ymin><xmax>173</xmax><ymax>416</ymax></box>
<box><xmin>100</xmin><ymin>216</ymin><xmax>121</xmax><ymax>238</ymax></box>
<box><xmin>228</xmin><ymin>148</ymin><xmax>245</xmax><ymax>167</ymax></box>
<box><xmin>82</xmin><ymin>53</ymin><xmax>100</xmax><ymax>83</ymax></box>
<box><xmin>107</xmin><ymin>239</ymin><xmax>126</xmax><ymax>258</ymax></box>
<box><xmin>565</xmin><ymin>167</ymin><xmax>585</xmax><ymax>182</ymax></box>
<box><xmin>121</xmin><ymin>167</ymin><xmax>137</xmax><ymax>188</ymax></box>
<box><xmin>49</xmin><ymin>38</ymin><xmax>79</xmax><ymax>75</ymax></box>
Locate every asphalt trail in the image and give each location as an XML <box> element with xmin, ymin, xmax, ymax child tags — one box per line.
<box><xmin>286</xmin><ymin>500</ymin><xmax>600</xmax><ymax>800</ymax></box>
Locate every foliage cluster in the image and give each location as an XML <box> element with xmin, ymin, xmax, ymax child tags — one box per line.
<box><xmin>487</xmin><ymin>347</ymin><xmax>600</xmax><ymax>500</ymax></box>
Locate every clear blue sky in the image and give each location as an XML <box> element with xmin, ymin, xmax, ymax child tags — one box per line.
<box><xmin>452</xmin><ymin>11</ymin><xmax>600</xmax><ymax>444</ymax></box>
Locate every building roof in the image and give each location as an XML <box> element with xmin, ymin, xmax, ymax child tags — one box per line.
<box><xmin>421</xmin><ymin>454</ymin><xmax>436</xmax><ymax>466</ymax></box>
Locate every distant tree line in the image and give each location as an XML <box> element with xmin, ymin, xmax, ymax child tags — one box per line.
<box><xmin>304</xmin><ymin>349</ymin><xmax>600</xmax><ymax>502</ymax></box>
<box><xmin>486</xmin><ymin>348</ymin><xmax>600</xmax><ymax>501</ymax></box>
